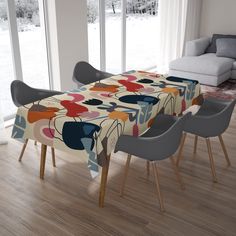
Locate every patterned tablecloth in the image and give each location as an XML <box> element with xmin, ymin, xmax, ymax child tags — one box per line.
<box><xmin>12</xmin><ymin>71</ymin><xmax>202</xmax><ymax>177</ymax></box>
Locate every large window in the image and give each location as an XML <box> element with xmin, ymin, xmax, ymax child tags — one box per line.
<box><xmin>87</xmin><ymin>0</ymin><xmax>159</xmax><ymax>74</ymax></box>
<box><xmin>0</xmin><ymin>0</ymin><xmax>50</xmax><ymax>119</ymax></box>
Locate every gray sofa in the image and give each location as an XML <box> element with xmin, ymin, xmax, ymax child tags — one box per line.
<box><xmin>169</xmin><ymin>36</ymin><xmax>236</xmax><ymax>86</ymax></box>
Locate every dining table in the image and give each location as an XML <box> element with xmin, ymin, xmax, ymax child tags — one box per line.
<box><xmin>12</xmin><ymin>70</ymin><xmax>202</xmax><ymax>207</ymax></box>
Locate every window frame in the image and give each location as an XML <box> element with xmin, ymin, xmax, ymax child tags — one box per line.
<box><xmin>3</xmin><ymin>0</ymin><xmax>51</xmax><ymax>121</ymax></box>
<box><xmin>95</xmin><ymin>0</ymin><xmax>157</xmax><ymax>73</ymax></box>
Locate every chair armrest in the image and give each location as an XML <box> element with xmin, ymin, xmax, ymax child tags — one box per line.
<box><xmin>185</xmin><ymin>37</ymin><xmax>211</xmax><ymax>56</ymax></box>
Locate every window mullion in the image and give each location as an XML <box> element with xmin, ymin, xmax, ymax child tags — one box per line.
<box><xmin>121</xmin><ymin>0</ymin><xmax>126</xmax><ymax>73</ymax></box>
<box><xmin>41</xmin><ymin>0</ymin><xmax>53</xmax><ymax>89</ymax></box>
<box><xmin>6</xmin><ymin>0</ymin><xmax>23</xmax><ymax>81</ymax></box>
<box><xmin>99</xmin><ymin>0</ymin><xmax>106</xmax><ymax>71</ymax></box>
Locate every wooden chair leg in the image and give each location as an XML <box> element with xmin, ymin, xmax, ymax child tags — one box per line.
<box><xmin>218</xmin><ymin>135</ymin><xmax>231</xmax><ymax>166</ymax></box>
<box><xmin>51</xmin><ymin>148</ymin><xmax>56</xmax><ymax>167</ymax></box>
<box><xmin>146</xmin><ymin>160</ymin><xmax>150</xmax><ymax>178</ymax></box>
<box><xmin>193</xmin><ymin>135</ymin><xmax>198</xmax><ymax>154</ymax></box>
<box><xmin>170</xmin><ymin>156</ymin><xmax>185</xmax><ymax>190</ymax></box>
<box><xmin>40</xmin><ymin>144</ymin><xmax>47</xmax><ymax>179</ymax></box>
<box><xmin>205</xmin><ymin>138</ymin><xmax>218</xmax><ymax>183</ymax></box>
<box><xmin>176</xmin><ymin>133</ymin><xmax>187</xmax><ymax>167</ymax></box>
<box><xmin>99</xmin><ymin>154</ymin><xmax>111</xmax><ymax>208</ymax></box>
<box><xmin>120</xmin><ymin>154</ymin><xmax>132</xmax><ymax>197</ymax></box>
<box><xmin>34</xmin><ymin>141</ymin><xmax>37</xmax><ymax>145</ymax></box>
<box><xmin>18</xmin><ymin>139</ymin><xmax>29</xmax><ymax>162</ymax></box>
<box><xmin>151</xmin><ymin>162</ymin><xmax>165</xmax><ymax>212</ymax></box>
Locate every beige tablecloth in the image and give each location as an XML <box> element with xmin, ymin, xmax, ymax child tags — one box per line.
<box><xmin>12</xmin><ymin>71</ymin><xmax>202</xmax><ymax>177</ymax></box>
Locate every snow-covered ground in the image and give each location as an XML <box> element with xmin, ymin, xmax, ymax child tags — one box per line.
<box><xmin>88</xmin><ymin>13</ymin><xmax>158</xmax><ymax>73</ymax></box>
<box><xmin>0</xmin><ymin>13</ymin><xmax>158</xmax><ymax>118</ymax></box>
<box><xmin>0</xmin><ymin>27</ymin><xmax>49</xmax><ymax>118</ymax></box>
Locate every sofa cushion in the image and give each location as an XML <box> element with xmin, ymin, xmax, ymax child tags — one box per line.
<box><xmin>169</xmin><ymin>69</ymin><xmax>231</xmax><ymax>86</ymax></box>
<box><xmin>216</xmin><ymin>38</ymin><xmax>236</xmax><ymax>59</ymax></box>
<box><xmin>185</xmin><ymin>37</ymin><xmax>210</xmax><ymax>56</ymax></box>
<box><xmin>169</xmin><ymin>53</ymin><xmax>234</xmax><ymax>76</ymax></box>
<box><xmin>206</xmin><ymin>34</ymin><xmax>236</xmax><ymax>53</ymax></box>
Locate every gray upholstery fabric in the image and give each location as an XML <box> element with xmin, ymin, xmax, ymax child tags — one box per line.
<box><xmin>216</xmin><ymin>38</ymin><xmax>236</xmax><ymax>59</ymax></box>
<box><xmin>185</xmin><ymin>37</ymin><xmax>210</xmax><ymax>56</ymax></box>
<box><xmin>73</xmin><ymin>61</ymin><xmax>114</xmax><ymax>86</ymax></box>
<box><xmin>114</xmin><ymin>113</ymin><xmax>191</xmax><ymax>161</ymax></box>
<box><xmin>11</xmin><ymin>80</ymin><xmax>63</xmax><ymax>107</ymax></box>
<box><xmin>184</xmin><ymin>98</ymin><xmax>236</xmax><ymax>138</ymax></box>
<box><xmin>206</xmin><ymin>34</ymin><xmax>236</xmax><ymax>53</ymax></box>
<box><xmin>169</xmin><ymin>53</ymin><xmax>234</xmax><ymax>76</ymax></box>
<box><xmin>169</xmin><ymin>36</ymin><xmax>236</xmax><ymax>86</ymax></box>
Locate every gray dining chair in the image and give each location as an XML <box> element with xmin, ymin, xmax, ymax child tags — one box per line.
<box><xmin>114</xmin><ymin>112</ymin><xmax>191</xmax><ymax>212</ymax></box>
<box><xmin>11</xmin><ymin>80</ymin><xmax>63</xmax><ymax>166</ymax></box>
<box><xmin>176</xmin><ymin>97</ymin><xmax>236</xmax><ymax>183</ymax></box>
<box><xmin>72</xmin><ymin>61</ymin><xmax>114</xmax><ymax>86</ymax></box>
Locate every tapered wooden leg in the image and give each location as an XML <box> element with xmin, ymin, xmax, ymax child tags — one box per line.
<box><xmin>34</xmin><ymin>141</ymin><xmax>37</xmax><ymax>145</ymax></box>
<box><xmin>18</xmin><ymin>139</ymin><xmax>29</xmax><ymax>162</ymax></box>
<box><xmin>146</xmin><ymin>160</ymin><xmax>150</xmax><ymax>178</ymax></box>
<box><xmin>151</xmin><ymin>162</ymin><xmax>165</xmax><ymax>212</ymax></box>
<box><xmin>218</xmin><ymin>135</ymin><xmax>231</xmax><ymax>166</ymax></box>
<box><xmin>40</xmin><ymin>144</ymin><xmax>47</xmax><ymax>179</ymax></box>
<box><xmin>193</xmin><ymin>135</ymin><xmax>198</xmax><ymax>154</ymax></box>
<box><xmin>176</xmin><ymin>133</ymin><xmax>187</xmax><ymax>167</ymax></box>
<box><xmin>120</xmin><ymin>154</ymin><xmax>132</xmax><ymax>197</ymax></box>
<box><xmin>99</xmin><ymin>154</ymin><xmax>111</xmax><ymax>208</ymax></box>
<box><xmin>205</xmin><ymin>138</ymin><xmax>218</xmax><ymax>183</ymax></box>
<box><xmin>51</xmin><ymin>148</ymin><xmax>56</xmax><ymax>167</ymax></box>
<box><xmin>170</xmin><ymin>156</ymin><xmax>185</xmax><ymax>190</ymax></box>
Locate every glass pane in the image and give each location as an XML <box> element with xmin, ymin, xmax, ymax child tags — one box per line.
<box><xmin>87</xmin><ymin>0</ymin><xmax>100</xmax><ymax>69</ymax></box>
<box><xmin>15</xmin><ymin>0</ymin><xmax>49</xmax><ymax>89</ymax></box>
<box><xmin>105</xmin><ymin>0</ymin><xmax>121</xmax><ymax>74</ymax></box>
<box><xmin>126</xmin><ymin>0</ymin><xmax>158</xmax><ymax>71</ymax></box>
<box><xmin>0</xmin><ymin>0</ymin><xmax>17</xmax><ymax>118</ymax></box>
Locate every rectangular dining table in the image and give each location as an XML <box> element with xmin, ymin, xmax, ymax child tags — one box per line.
<box><xmin>12</xmin><ymin>70</ymin><xmax>202</xmax><ymax>207</ymax></box>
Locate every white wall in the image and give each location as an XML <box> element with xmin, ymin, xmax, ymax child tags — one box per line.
<box><xmin>46</xmin><ymin>0</ymin><xmax>88</xmax><ymax>91</ymax></box>
<box><xmin>200</xmin><ymin>0</ymin><xmax>236</xmax><ymax>37</ymax></box>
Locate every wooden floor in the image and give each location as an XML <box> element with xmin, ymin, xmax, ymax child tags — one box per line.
<box><xmin>0</xmin><ymin>109</ymin><xmax>236</xmax><ymax>236</ymax></box>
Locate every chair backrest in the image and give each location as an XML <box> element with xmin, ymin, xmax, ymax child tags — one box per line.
<box><xmin>114</xmin><ymin>112</ymin><xmax>191</xmax><ymax>161</ymax></box>
<box><xmin>146</xmin><ymin>112</ymin><xmax>192</xmax><ymax>160</ymax></box>
<box><xmin>185</xmin><ymin>98</ymin><xmax>236</xmax><ymax>137</ymax></box>
<box><xmin>72</xmin><ymin>61</ymin><xmax>114</xmax><ymax>86</ymax></box>
<box><xmin>205</xmin><ymin>98</ymin><xmax>236</xmax><ymax>136</ymax></box>
<box><xmin>11</xmin><ymin>80</ymin><xmax>62</xmax><ymax>107</ymax></box>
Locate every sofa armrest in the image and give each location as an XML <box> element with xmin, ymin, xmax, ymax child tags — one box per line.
<box><xmin>185</xmin><ymin>37</ymin><xmax>211</xmax><ymax>56</ymax></box>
